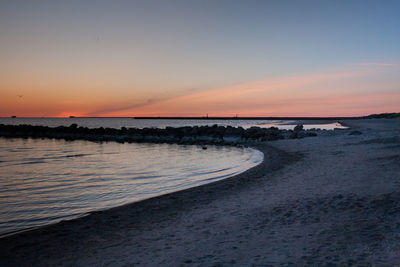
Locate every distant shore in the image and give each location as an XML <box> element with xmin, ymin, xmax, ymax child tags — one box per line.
<box><xmin>1</xmin><ymin>118</ymin><xmax>399</xmax><ymax>265</ymax></box>
<box><xmin>132</xmin><ymin>116</ymin><xmax>360</xmax><ymax>120</ymax></box>
<box><xmin>3</xmin><ymin>112</ymin><xmax>399</xmax><ymax>120</ymax></box>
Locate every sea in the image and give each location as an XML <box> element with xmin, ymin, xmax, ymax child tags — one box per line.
<box><xmin>0</xmin><ymin>118</ymin><xmax>345</xmax><ymax>236</ymax></box>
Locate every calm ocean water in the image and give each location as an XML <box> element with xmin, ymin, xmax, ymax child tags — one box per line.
<box><xmin>0</xmin><ymin>118</ymin><xmax>345</xmax><ymax>236</ymax></box>
<box><xmin>0</xmin><ymin>137</ymin><xmax>262</xmax><ymax>236</ymax></box>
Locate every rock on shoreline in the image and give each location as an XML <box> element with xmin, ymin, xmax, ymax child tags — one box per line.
<box><xmin>0</xmin><ymin>124</ymin><xmax>317</xmax><ymax>145</ymax></box>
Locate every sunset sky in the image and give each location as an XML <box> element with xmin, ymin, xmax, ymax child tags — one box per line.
<box><xmin>1</xmin><ymin>0</ymin><xmax>399</xmax><ymax>117</ymax></box>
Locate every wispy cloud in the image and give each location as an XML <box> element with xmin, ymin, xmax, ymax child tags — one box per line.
<box><xmin>86</xmin><ymin>87</ymin><xmax>200</xmax><ymax>116</ymax></box>
<box><xmin>86</xmin><ymin>97</ymin><xmax>171</xmax><ymax>116</ymax></box>
<box><xmin>97</xmin><ymin>69</ymin><xmax>381</xmax><ymax>116</ymax></box>
<box><xmin>85</xmin><ymin>65</ymin><xmax>399</xmax><ymax>117</ymax></box>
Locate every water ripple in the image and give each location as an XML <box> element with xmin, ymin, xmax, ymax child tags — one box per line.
<box><xmin>0</xmin><ymin>137</ymin><xmax>262</xmax><ymax>236</ymax></box>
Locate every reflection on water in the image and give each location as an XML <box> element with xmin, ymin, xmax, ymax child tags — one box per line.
<box><xmin>0</xmin><ymin>138</ymin><xmax>262</xmax><ymax>236</ymax></box>
<box><xmin>255</xmin><ymin>121</ymin><xmax>348</xmax><ymax>130</ymax></box>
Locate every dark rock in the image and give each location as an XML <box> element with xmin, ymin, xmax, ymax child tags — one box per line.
<box><xmin>224</xmin><ymin>126</ymin><xmax>243</xmax><ymax>137</ymax></box>
<box><xmin>0</xmin><ymin>123</ymin><xmax>316</xmax><ymax>145</ymax></box>
<box><xmin>244</xmin><ymin>127</ymin><xmax>265</xmax><ymax>139</ymax></box>
<box><xmin>297</xmin><ymin>131</ymin><xmax>307</xmax><ymax>138</ymax></box>
<box><xmin>294</xmin><ymin>124</ymin><xmax>303</xmax><ymax>132</ymax></box>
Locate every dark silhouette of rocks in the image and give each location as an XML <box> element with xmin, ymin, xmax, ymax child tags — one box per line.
<box><xmin>0</xmin><ymin>123</ymin><xmax>318</xmax><ymax>145</ymax></box>
<box><xmin>294</xmin><ymin>124</ymin><xmax>304</xmax><ymax>132</ymax></box>
<box><xmin>289</xmin><ymin>124</ymin><xmax>315</xmax><ymax>139</ymax></box>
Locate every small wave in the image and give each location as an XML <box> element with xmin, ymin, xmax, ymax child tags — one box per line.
<box><xmin>0</xmin><ymin>138</ymin><xmax>263</xmax><ymax>237</ymax></box>
<box><xmin>190</xmin><ymin>167</ymin><xmax>232</xmax><ymax>176</ymax></box>
<box><xmin>65</xmin><ymin>153</ymin><xmax>91</xmax><ymax>158</ymax></box>
<box><xmin>19</xmin><ymin>160</ymin><xmax>46</xmax><ymax>165</ymax></box>
<box><xmin>42</xmin><ymin>153</ymin><xmax>92</xmax><ymax>160</ymax></box>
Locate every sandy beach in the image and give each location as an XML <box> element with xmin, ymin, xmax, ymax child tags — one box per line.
<box><xmin>1</xmin><ymin>118</ymin><xmax>399</xmax><ymax>266</ymax></box>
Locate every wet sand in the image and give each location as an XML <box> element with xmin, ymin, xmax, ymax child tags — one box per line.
<box><xmin>1</xmin><ymin>119</ymin><xmax>399</xmax><ymax>266</ymax></box>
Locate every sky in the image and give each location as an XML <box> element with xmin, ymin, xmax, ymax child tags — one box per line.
<box><xmin>1</xmin><ymin>0</ymin><xmax>399</xmax><ymax>117</ymax></box>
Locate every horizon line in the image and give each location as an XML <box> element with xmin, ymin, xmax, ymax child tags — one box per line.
<box><xmin>2</xmin><ymin>112</ymin><xmax>399</xmax><ymax>120</ymax></box>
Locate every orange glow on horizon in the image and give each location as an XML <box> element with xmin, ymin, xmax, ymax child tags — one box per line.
<box><xmin>1</xmin><ymin>67</ymin><xmax>399</xmax><ymax>118</ymax></box>
<box><xmin>86</xmin><ymin>69</ymin><xmax>399</xmax><ymax>117</ymax></box>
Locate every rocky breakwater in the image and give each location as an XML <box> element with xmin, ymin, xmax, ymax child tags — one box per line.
<box><xmin>0</xmin><ymin>124</ymin><xmax>317</xmax><ymax>145</ymax></box>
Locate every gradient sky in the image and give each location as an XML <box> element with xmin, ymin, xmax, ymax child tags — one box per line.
<box><xmin>1</xmin><ymin>0</ymin><xmax>399</xmax><ymax>117</ymax></box>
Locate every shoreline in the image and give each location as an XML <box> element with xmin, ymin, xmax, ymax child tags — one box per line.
<box><xmin>0</xmin><ymin>142</ymin><xmax>296</xmax><ymax>266</ymax></box>
<box><xmin>0</xmin><ymin>143</ymin><xmax>264</xmax><ymax>239</ymax></box>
